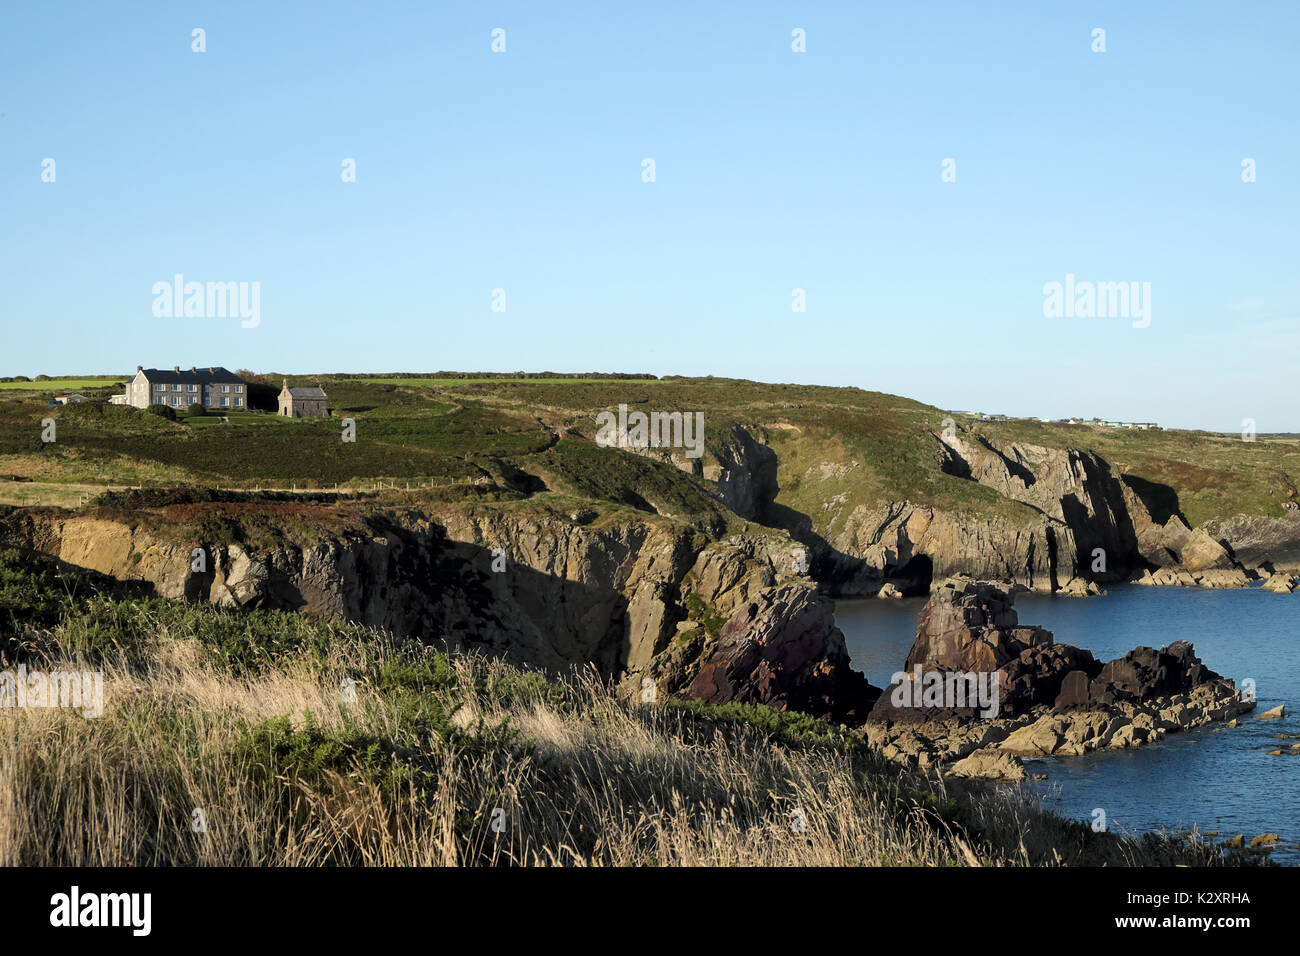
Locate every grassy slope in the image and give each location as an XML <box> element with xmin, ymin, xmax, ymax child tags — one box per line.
<box><xmin>0</xmin><ymin>376</ymin><xmax>128</xmax><ymax>392</ymax></box>
<box><xmin>0</xmin><ymin>375</ymin><xmax>1295</xmax><ymax>528</ymax></box>
<box><xmin>0</xmin><ymin>548</ymin><xmax>1253</xmax><ymax>867</ymax></box>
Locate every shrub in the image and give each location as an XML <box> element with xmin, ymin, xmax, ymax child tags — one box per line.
<box><xmin>185</xmin><ymin>402</ymin><xmax>207</xmax><ymax>417</ymax></box>
<box><xmin>146</xmin><ymin>403</ymin><xmax>177</xmax><ymax>421</ymax></box>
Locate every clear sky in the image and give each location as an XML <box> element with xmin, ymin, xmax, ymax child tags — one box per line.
<box><xmin>2</xmin><ymin>1</ymin><xmax>1295</xmax><ymax>430</ymax></box>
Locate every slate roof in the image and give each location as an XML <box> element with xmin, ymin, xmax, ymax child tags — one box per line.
<box><xmin>286</xmin><ymin>386</ymin><xmax>328</xmax><ymax>400</ymax></box>
<box><xmin>139</xmin><ymin>366</ymin><xmax>243</xmax><ymax>386</ymax></box>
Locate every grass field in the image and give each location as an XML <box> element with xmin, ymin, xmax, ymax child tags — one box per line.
<box><xmin>0</xmin><ymin>377</ymin><xmax>127</xmax><ymax>391</ymax></box>
<box><xmin>0</xmin><ymin>373</ymin><xmax>1295</xmax><ymax>528</ymax></box>
<box><xmin>0</xmin><ymin>481</ymin><xmax>125</xmax><ymax>508</ymax></box>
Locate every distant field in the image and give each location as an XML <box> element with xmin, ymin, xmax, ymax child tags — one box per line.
<box><xmin>344</xmin><ymin>377</ymin><xmax>660</xmax><ymax>387</ymax></box>
<box><xmin>0</xmin><ymin>481</ymin><xmax>126</xmax><ymax>507</ymax></box>
<box><xmin>0</xmin><ymin>377</ymin><xmax>127</xmax><ymax>391</ymax></box>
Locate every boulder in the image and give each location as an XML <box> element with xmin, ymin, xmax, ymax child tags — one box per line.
<box><xmin>1180</xmin><ymin>529</ymin><xmax>1234</xmax><ymax>572</ymax></box>
<box><xmin>1056</xmin><ymin>577</ymin><xmax>1105</xmax><ymax>596</ymax></box>
<box><xmin>1054</xmin><ymin>669</ymin><xmax>1093</xmax><ymax>709</ymax></box>
<box><xmin>999</xmin><ymin>715</ymin><xmax>1067</xmax><ymax>755</ymax></box>
<box><xmin>946</xmin><ymin>748</ymin><xmax>1026</xmax><ymax>781</ymax></box>
<box><xmin>1194</xmin><ymin>568</ymin><xmax>1250</xmax><ymax>589</ymax></box>
<box><xmin>688</xmin><ymin>584</ymin><xmax>881</xmax><ymax>723</ymax></box>
<box><xmin>1257</xmin><ymin>704</ymin><xmax>1286</xmax><ymax>720</ymax></box>
<box><xmin>1262</xmin><ymin>574</ymin><xmax>1297</xmax><ymax>594</ymax></box>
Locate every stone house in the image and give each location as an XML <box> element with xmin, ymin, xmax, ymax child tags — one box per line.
<box><xmin>277</xmin><ymin>381</ymin><xmax>329</xmax><ymax>419</ymax></box>
<box><xmin>125</xmin><ymin>366</ymin><xmax>247</xmax><ymax>411</ymax></box>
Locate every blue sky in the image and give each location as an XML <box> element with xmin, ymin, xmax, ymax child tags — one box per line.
<box><xmin>2</xmin><ymin>1</ymin><xmax>1295</xmax><ymax>430</ymax></box>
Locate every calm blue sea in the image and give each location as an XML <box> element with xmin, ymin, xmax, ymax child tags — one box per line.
<box><xmin>835</xmin><ymin>584</ymin><xmax>1300</xmax><ymax>865</ymax></box>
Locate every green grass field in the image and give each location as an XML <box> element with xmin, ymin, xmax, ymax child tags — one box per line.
<box><xmin>0</xmin><ymin>373</ymin><xmax>1295</xmax><ymax>528</ymax></box>
<box><xmin>0</xmin><ymin>377</ymin><xmax>127</xmax><ymax>391</ymax></box>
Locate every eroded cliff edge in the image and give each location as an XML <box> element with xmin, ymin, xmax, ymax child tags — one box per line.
<box><xmin>703</xmin><ymin>421</ymin><xmax>1288</xmax><ymax>596</ymax></box>
<box><xmin>0</xmin><ymin>496</ymin><xmax>878</xmax><ymax>722</ymax></box>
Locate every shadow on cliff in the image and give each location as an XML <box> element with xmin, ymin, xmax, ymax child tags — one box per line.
<box><xmin>228</xmin><ymin>516</ymin><xmax>652</xmax><ymax>681</ymax></box>
<box><xmin>759</xmin><ymin>503</ymin><xmax>932</xmax><ymax>597</ymax></box>
<box><xmin>1122</xmin><ymin>474</ymin><xmax>1187</xmax><ymax>527</ymax></box>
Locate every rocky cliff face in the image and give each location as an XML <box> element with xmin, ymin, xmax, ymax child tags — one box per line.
<box><xmin>939</xmin><ymin>434</ymin><xmax>1139</xmax><ymax>572</ymax></box>
<box><xmin>820</xmin><ymin>501</ymin><xmax>1068</xmax><ymax>594</ymax></box>
<box><xmin>715</xmin><ymin>422</ymin><xmax>1277</xmax><ymax>594</ymax></box>
<box><xmin>1202</xmin><ymin>512</ymin><xmax>1300</xmax><ymax>571</ymax></box>
<box><xmin>686</xmin><ymin>584</ymin><xmax>879</xmax><ymax>722</ymax></box>
<box><xmin>826</xmin><ymin>434</ymin><xmax>1146</xmax><ymax>594</ymax></box>
<box><xmin>710</xmin><ymin>424</ymin><xmax>780</xmax><ymax>522</ymax></box>
<box><xmin>0</xmin><ymin>502</ymin><xmax>877</xmax><ymax>721</ymax></box>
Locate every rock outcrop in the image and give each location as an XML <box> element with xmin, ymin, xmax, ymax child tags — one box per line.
<box><xmin>1072</xmin><ymin>640</ymin><xmax>1224</xmax><ymax>708</ymax></box>
<box><xmin>804</xmin><ymin>432</ymin><xmax>1151</xmax><ymax>596</ymax></box>
<box><xmin>860</xmin><ymin>578</ymin><xmax>1253</xmax><ymax>776</ymax></box>
<box><xmin>821</xmin><ymin>501</ymin><xmax>1068</xmax><ymax>595</ymax></box>
<box><xmin>1133</xmin><ymin>566</ymin><xmax>1251</xmax><ymax>589</ymax></box>
<box><xmin>869</xmin><ymin>577</ymin><xmax>1099</xmax><ymax>721</ymax></box>
<box><xmin>686</xmin><ymin>585</ymin><xmax>879</xmax><ymax>722</ymax></box>
<box><xmin>1203</xmin><ymin>512</ymin><xmax>1300</xmax><ymax>571</ymax></box>
<box><xmin>697</xmin><ymin>419</ymin><xmax>1276</xmax><ymax>596</ymax></box>
<box><xmin>936</xmin><ymin>434</ymin><xmax>1140</xmax><ymax>579</ymax></box>
<box><xmin>710</xmin><ymin>424</ymin><xmax>779</xmax><ymax>522</ymax></box>
<box><xmin>0</xmin><ymin>500</ymin><xmax>878</xmax><ymax>721</ymax></box>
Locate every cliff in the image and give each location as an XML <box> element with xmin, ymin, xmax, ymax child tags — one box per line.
<box><xmin>0</xmin><ymin>497</ymin><xmax>877</xmax><ymax>721</ymax></box>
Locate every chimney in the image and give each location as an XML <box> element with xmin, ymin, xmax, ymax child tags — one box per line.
<box><xmin>136</xmin><ymin>366</ymin><xmax>142</xmax><ymax>372</ymax></box>
<box><xmin>173</xmin><ymin>365</ymin><xmax>180</xmax><ymax>372</ymax></box>
<box><xmin>190</xmin><ymin>366</ymin><xmax>197</xmax><ymax>373</ymax></box>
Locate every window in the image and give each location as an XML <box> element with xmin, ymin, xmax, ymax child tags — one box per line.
<box><xmin>221</xmin><ymin>385</ymin><xmax>230</xmax><ymax>393</ymax></box>
<box><xmin>221</xmin><ymin>397</ymin><xmax>228</xmax><ymax>406</ymax></box>
<box><xmin>154</xmin><ymin>384</ymin><xmax>164</xmax><ymax>391</ymax></box>
<box><xmin>188</xmin><ymin>384</ymin><xmax>197</xmax><ymax>392</ymax></box>
<box><xmin>233</xmin><ymin>397</ymin><xmax>242</xmax><ymax>406</ymax></box>
<box><xmin>187</xmin><ymin>396</ymin><xmax>196</xmax><ymax>405</ymax></box>
<box><xmin>171</xmin><ymin>396</ymin><xmax>180</xmax><ymax>406</ymax></box>
<box><xmin>235</xmin><ymin>385</ymin><xmax>243</xmax><ymax>393</ymax></box>
<box><xmin>172</xmin><ymin>384</ymin><xmax>181</xmax><ymax>391</ymax></box>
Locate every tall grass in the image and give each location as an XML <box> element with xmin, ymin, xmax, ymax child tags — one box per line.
<box><xmin>0</xmin><ymin>550</ymin><xmax>1256</xmax><ymax>867</ymax></box>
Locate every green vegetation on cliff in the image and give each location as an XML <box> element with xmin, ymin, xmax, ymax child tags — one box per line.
<box><xmin>1</xmin><ymin>374</ymin><xmax>1295</xmax><ymax>531</ymax></box>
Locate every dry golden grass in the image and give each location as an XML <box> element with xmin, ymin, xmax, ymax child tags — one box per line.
<box><xmin>0</xmin><ymin>625</ymin><xmax>1242</xmax><ymax>867</ymax></box>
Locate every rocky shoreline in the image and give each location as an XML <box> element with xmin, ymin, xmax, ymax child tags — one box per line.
<box><xmin>857</xmin><ymin>578</ymin><xmax>1258</xmax><ymax>779</ymax></box>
